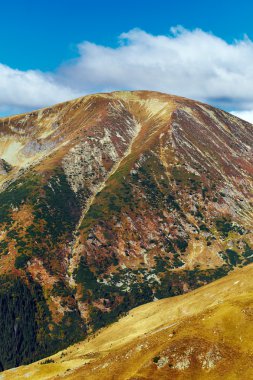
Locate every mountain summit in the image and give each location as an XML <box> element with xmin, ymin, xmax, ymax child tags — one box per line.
<box><xmin>0</xmin><ymin>91</ymin><xmax>252</xmax><ymax>369</ymax></box>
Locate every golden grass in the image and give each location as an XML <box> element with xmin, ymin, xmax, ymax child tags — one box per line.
<box><xmin>3</xmin><ymin>263</ymin><xmax>253</xmax><ymax>379</ymax></box>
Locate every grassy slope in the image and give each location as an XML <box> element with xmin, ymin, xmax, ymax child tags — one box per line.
<box><xmin>4</xmin><ymin>263</ymin><xmax>253</xmax><ymax>380</ymax></box>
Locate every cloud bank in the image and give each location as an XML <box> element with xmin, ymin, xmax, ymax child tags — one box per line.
<box><xmin>0</xmin><ymin>64</ymin><xmax>79</xmax><ymax>115</ymax></box>
<box><xmin>1</xmin><ymin>26</ymin><xmax>253</xmax><ymax>122</ymax></box>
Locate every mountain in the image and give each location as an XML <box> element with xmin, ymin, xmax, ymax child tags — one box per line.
<box><xmin>0</xmin><ymin>91</ymin><xmax>252</xmax><ymax>369</ymax></box>
<box><xmin>3</xmin><ymin>263</ymin><xmax>253</xmax><ymax>379</ymax></box>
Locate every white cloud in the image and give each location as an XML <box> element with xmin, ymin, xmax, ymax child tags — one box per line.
<box><xmin>232</xmin><ymin>110</ymin><xmax>253</xmax><ymax>123</ymax></box>
<box><xmin>1</xmin><ymin>26</ymin><xmax>253</xmax><ymax>122</ymax></box>
<box><xmin>0</xmin><ymin>64</ymin><xmax>79</xmax><ymax>114</ymax></box>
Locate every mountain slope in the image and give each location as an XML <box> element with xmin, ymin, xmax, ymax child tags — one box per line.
<box><xmin>3</xmin><ymin>263</ymin><xmax>253</xmax><ymax>379</ymax></box>
<box><xmin>0</xmin><ymin>91</ymin><xmax>252</xmax><ymax>368</ymax></box>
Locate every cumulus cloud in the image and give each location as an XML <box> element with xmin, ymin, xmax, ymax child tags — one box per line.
<box><xmin>0</xmin><ymin>64</ymin><xmax>79</xmax><ymax>115</ymax></box>
<box><xmin>1</xmin><ymin>26</ymin><xmax>253</xmax><ymax>122</ymax></box>
<box><xmin>59</xmin><ymin>27</ymin><xmax>253</xmax><ymax>109</ymax></box>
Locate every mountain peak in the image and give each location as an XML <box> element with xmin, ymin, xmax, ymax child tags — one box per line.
<box><xmin>0</xmin><ymin>91</ymin><xmax>252</xmax><ymax>370</ymax></box>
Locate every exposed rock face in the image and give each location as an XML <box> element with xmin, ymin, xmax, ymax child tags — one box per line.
<box><xmin>0</xmin><ymin>91</ymin><xmax>252</xmax><ymax>368</ymax></box>
<box><xmin>0</xmin><ymin>158</ymin><xmax>12</xmax><ymax>174</ymax></box>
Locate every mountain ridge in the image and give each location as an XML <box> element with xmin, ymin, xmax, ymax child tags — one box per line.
<box><xmin>0</xmin><ymin>90</ymin><xmax>252</xmax><ymax>369</ymax></box>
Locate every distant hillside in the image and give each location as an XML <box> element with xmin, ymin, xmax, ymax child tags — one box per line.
<box><xmin>0</xmin><ymin>91</ymin><xmax>252</xmax><ymax>369</ymax></box>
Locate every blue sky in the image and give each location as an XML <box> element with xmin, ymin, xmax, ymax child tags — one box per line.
<box><xmin>1</xmin><ymin>0</ymin><xmax>253</xmax><ymax>121</ymax></box>
<box><xmin>1</xmin><ymin>0</ymin><xmax>252</xmax><ymax>70</ymax></box>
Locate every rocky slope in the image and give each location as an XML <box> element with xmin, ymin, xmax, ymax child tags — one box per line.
<box><xmin>0</xmin><ymin>91</ymin><xmax>252</xmax><ymax>369</ymax></box>
<box><xmin>3</xmin><ymin>263</ymin><xmax>253</xmax><ymax>380</ymax></box>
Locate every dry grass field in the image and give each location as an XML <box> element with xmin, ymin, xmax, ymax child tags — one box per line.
<box><xmin>3</xmin><ymin>263</ymin><xmax>253</xmax><ymax>379</ymax></box>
